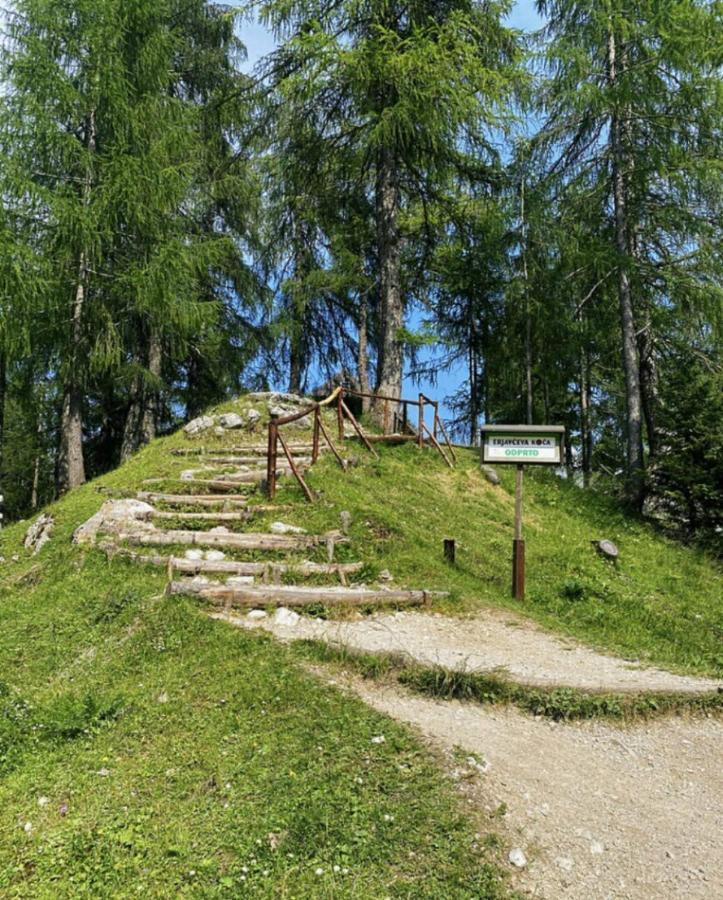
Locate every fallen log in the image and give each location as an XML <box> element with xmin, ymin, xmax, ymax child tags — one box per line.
<box><xmin>171</xmin><ymin>445</ymin><xmax>318</xmax><ymax>457</ymax></box>
<box><xmin>141</xmin><ymin>478</ymin><xmax>255</xmax><ymax>493</ymax></box>
<box><xmin>168</xmin><ymin>581</ymin><xmax>445</xmax><ymax>608</ymax></box>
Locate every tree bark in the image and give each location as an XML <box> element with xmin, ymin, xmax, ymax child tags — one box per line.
<box><xmin>141</xmin><ymin>328</ymin><xmax>162</xmax><ymax>444</ymax></box>
<box><xmin>357</xmin><ymin>293</ymin><xmax>371</xmax><ymax>413</ymax></box>
<box><xmin>0</xmin><ymin>351</ymin><xmax>5</xmax><ymax>484</ymax></box>
<box><xmin>608</xmin><ymin>27</ymin><xmax>644</xmax><ymax>509</ymax></box>
<box><xmin>638</xmin><ymin>303</ymin><xmax>659</xmax><ymax>460</ymax></box>
<box><xmin>521</xmin><ymin>177</ymin><xmax>533</xmax><ymax>425</ymax></box>
<box><xmin>580</xmin><ymin>348</ymin><xmax>593</xmax><ymax>487</ymax></box>
<box><xmin>120</xmin><ymin>369</ymin><xmax>143</xmax><ymax>463</ymax></box>
<box><xmin>58</xmin><ymin>108</ymin><xmax>96</xmax><ymax>493</ymax></box>
<box><xmin>373</xmin><ymin>144</ymin><xmax>403</xmax><ymax>426</ymax></box>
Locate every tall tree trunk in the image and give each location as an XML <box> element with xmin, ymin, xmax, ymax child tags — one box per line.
<box><xmin>637</xmin><ymin>302</ymin><xmax>659</xmax><ymax>461</ymax></box>
<box><xmin>608</xmin><ymin>27</ymin><xmax>644</xmax><ymax>509</ymax></box>
<box><xmin>521</xmin><ymin>177</ymin><xmax>533</xmax><ymax>425</ymax></box>
<box><xmin>357</xmin><ymin>293</ymin><xmax>370</xmax><ymax>413</ymax></box>
<box><xmin>374</xmin><ymin>144</ymin><xmax>403</xmax><ymax>427</ymax></box>
<box><xmin>58</xmin><ymin>109</ymin><xmax>95</xmax><ymax>493</ymax></box>
<box><xmin>580</xmin><ymin>348</ymin><xmax>593</xmax><ymax>487</ymax></box>
<box><xmin>120</xmin><ymin>369</ymin><xmax>143</xmax><ymax>463</ymax></box>
<box><xmin>0</xmin><ymin>351</ymin><xmax>5</xmax><ymax>484</ymax></box>
<box><xmin>141</xmin><ymin>328</ymin><xmax>162</xmax><ymax>444</ymax></box>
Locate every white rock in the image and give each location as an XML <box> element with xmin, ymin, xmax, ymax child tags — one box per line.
<box><xmin>23</xmin><ymin>821</ymin><xmax>32</xmax><ymax>834</ymax></box>
<box><xmin>272</xmin><ymin>607</ymin><xmax>301</xmax><ymax>627</ymax></box>
<box><xmin>185</xmin><ymin>549</ymin><xmax>204</xmax><ymax>560</ymax></box>
<box><xmin>555</xmin><ymin>856</ymin><xmax>575</xmax><ymax>872</ymax></box>
<box><xmin>97</xmin><ymin>768</ymin><xmax>111</xmax><ymax>777</ymax></box>
<box><xmin>24</xmin><ymin>514</ymin><xmax>54</xmax><ymax>554</ymax></box>
<box><xmin>371</xmin><ymin>735</ymin><xmax>386</xmax><ymax>744</ymax></box>
<box><xmin>73</xmin><ymin>499</ymin><xmax>155</xmax><ymax>545</ymax></box>
<box><xmin>157</xmin><ymin>691</ymin><xmax>169</xmax><ymax>704</ymax></box>
<box><xmin>208</xmin><ymin>526</ymin><xmax>230</xmax><ymax>534</ymax></box>
<box><xmin>270</xmin><ymin>521</ymin><xmax>306</xmax><ymax>535</ymax></box>
<box><xmin>204</xmin><ymin>550</ymin><xmax>226</xmax><ymax>561</ymax></box>
<box><xmin>590</xmin><ymin>841</ymin><xmax>605</xmax><ymax>855</ymax></box>
<box><xmin>246</xmin><ymin>410</ymin><xmax>261</xmax><ymax>425</ymax></box>
<box><xmin>378</xmin><ymin>569</ymin><xmax>394</xmax><ymax>584</ymax></box>
<box><xmin>509</xmin><ymin>848</ymin><xmax>527</xmax><ymax>868</ymax></box>
<box><xmin>247</xmin><ymin>609</ymin><xmax>268</xmax><ymax>621</ymax></box>
<box><xmin>213</xmin><ymin>427</ymin><xmax>226</xmax><ymax>436</ymax></box>
<box><xmin>190</xmin><ymin>576</ymin><xmax>211</xmax><ymax>586</ymax></box>
<box><xmin>219</xmin><ymin>412</ymin><xmax>244</xmax><ymax>429</ymax></box>
<box><xmin>37</xmin><ymin>797</ymin><xmax>50</xmax><ymax>808</ymax></box>
<box><xmin>184</xmin><ymin>415</ymin><xmax>215</xmax><ymax>436</ymax></box>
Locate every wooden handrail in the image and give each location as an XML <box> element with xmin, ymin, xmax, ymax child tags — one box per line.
<box><xmin>266</xmin><ymin>384</ymin><xmax>455</xmax><ymax>502</ymax></box>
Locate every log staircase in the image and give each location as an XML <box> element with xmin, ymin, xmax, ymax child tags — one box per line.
<box><xmin>77</xmin><ymin>391</ymin><xmax>453</xmax><ymax>614</ymax></box>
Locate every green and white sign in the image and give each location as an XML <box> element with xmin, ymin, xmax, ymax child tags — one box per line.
<box><xmin>481</xmin><ymin>425</ymin><xmax>565</xmax><ymax>466</ymax></box>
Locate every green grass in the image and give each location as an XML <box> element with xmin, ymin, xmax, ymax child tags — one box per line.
<box><xmin>287</xmin><ymin>442</ymin><xmax>723</xmax><ymax>678</ymax></box>
<box><xmin>0</xmin><ymin>392</ymin><xmax>721</xmax><ymax>894</ymax></box>
<box><xmin>0</xmin><ymin>408</ymin><xmax>509</xmax><ymax>898</ymax></box>
<box><xmin>294</xmin><ymin>641</ymin><xmax>723</xmax><ymax>722</ymax></box>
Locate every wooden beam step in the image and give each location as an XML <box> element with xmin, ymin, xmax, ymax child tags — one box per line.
<box><xmin>168</xmin><ymin>582</ymin><xmax>445</xmax><ymax>608</ymax></box>
<box><xmin>149</xmin><ymin>510</ymin><xmax>253</xmax><ymax>522</ymax></box>
<box><xmin>178</xmin><ymin>455</ymin><xmax>312</xmax><ymax>467</ymax></box>
<box><xmin>136</xmin><ymin>492</ymin><xmax>252</xmax><ymax>507</ymax></box>
<box><xmin>99</xmin><ymin>545</ymin><xmax>363</xmax><ymax>577</ymax></box>
<box><xmin>171</xmin><ymin>445</ymin><xmax>317</xmax><ymax>457</ymax></box>
<box><xmin>115</xmin><ymin>529</ymin><xmax>348</xmax><ymax>552</ymax></box>
<box><xmin>141</xmin><ymin>478</ymin><xmax>256</xmax><ymax>493</ymax></box>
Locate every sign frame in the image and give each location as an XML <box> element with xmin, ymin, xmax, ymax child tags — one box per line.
<box><xmin>480</xmin><ymin>424</ymin><xmax>566</xmax><ymax>600</ymax></box>
<box><xmin>480</xmin><ymin>424</ymin><xmax>565</xmax><ymax>467</ymax></box>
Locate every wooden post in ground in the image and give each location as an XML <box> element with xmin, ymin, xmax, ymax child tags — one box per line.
<box><xmin>418</xmin><ymin>394</ymin><xmax>424</xmax><ymax>448</ymax></box>
<box><xmin>312</xmin><ymin>406</ymin><xmax>320</xmax><ymax>463</ymax></box>
<box><xmin>512</xmin><ymin>463</ymin><xmax>525</xmax><ymax>599</ymax></box>
<box><xmin>266</xmin><ymin>414</ymin><xmax>279</xmax><ymax>500</ymax></box>
<box><xmin>443</xmin><ymin>538</ymin><xmax>455</xmax><ymax>564</ymax></box>
<box><xmin>337</xmin><ymin>388</ymin><xmax>345</xmax><ymax>443</ymax></box>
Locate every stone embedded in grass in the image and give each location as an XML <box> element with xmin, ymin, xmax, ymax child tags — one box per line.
<box><xmin>24</xmin><ymin>513</ymin><xmax>54</xmax><ymax>554</ymax></box>
<box><xmin>482</xmin><ymin>466</ymin><xmax>501</xmax><ymax>485</ymax></box>
<box><xmin>247</xmin><ymin>609</ymin><xmax>268</xmax><ymax>620</ymax></box>
<box><xmin>218</xmin><ymin>412</ymin><xmax>244</xmax><ymax>429</ymax></box>
<box><xmin>371</xmin><ymin>735</ymin><xmax>385</xmax><ymax>744</ymax></box>
<box><xmin>185</xmin><ymin>549</ymin><xmax>204</xmax><ymax>560</ymax></box>
<box><xmin>184</xmin><ymin>415</ymin><xmax>215</xmax><ymax>436</ymax></box>
<box><xmin>270</xmin><ymin>521</ymin><xmax>306</xmax><ymax>535</ymax></box>
<box><xmin>272</xmin><ymin>607</ymin><xmax>301</xmax><ymax>627</ymax></box>
<box><xmin>508</xmin><ymin>848</ymin><xmax>527</xmax><ymax>868</ymax></box>
<box><xmin>204</xmin><ymin>550</ymin><xmax>226</xmax><ymax>561</ymax></box>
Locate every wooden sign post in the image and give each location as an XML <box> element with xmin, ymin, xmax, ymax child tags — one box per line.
<box><xmin>480</xmin><ymin>425</ymin><xmax>565</xmax><ymax>600</ymax></box>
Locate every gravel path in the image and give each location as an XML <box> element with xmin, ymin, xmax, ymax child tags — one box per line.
<box><xmin>219</xmin><ymin>608</ymin><xmax>721</xmax><ymax>694</ymax></box>
<box><xmin>217</xmin><ymin>609</ymin><xmax>722</xmax><ymax>897</ymax></box>
<box><xmin>346</xmin><ymin>679</ymin><xmax>723</xmax><ymax>900</ymax></box>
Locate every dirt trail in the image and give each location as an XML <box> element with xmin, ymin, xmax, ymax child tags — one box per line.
<box><xmin>217</xmin><ymin>608</ymin><xmax>722</xmax><ymax>898</ymax></box>
<box><xmin>345</xmin><ymin>679</ymin><xmax>723</xmax><ymax>900</ymax></box>
<box><xmin>218</xmin><ymin>608</ymin><xmax>721</xmax><ymax>694</ymax></box>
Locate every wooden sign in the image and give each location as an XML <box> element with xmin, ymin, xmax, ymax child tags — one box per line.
<box><xmin>481</xmin><ymin>425</ymin><xmax>565</xmax><ymax>466</ymax></box>
<box><xmin>480</xmin><ymin>424</ymin><xmax>565</xmax><ymax>600</ymax></box>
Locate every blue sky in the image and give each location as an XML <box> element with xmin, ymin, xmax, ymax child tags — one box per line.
<box><xmin>235</xmin><ymin>2</ymin><xmax>545</xmax><ymax>427</ymax></box>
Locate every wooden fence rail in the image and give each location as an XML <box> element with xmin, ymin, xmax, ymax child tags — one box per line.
<box><xmin>266</xmin><ymin>385</ymin><xmax>455</xmax><ymax>501</ymax></box>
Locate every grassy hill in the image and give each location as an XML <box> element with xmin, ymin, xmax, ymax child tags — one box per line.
<box><xmin>0</xmin><ymin>393</ymin><xmax>720</xmax><ymax>897</ymax></box>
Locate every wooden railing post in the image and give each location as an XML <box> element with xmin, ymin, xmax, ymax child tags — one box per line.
<box><xmin>337</xmin><ymin>388</ymin><xmax>345</xmax><ymax>443</ymax></box>
<box><xmin>402</xmin><ymin>401</ymin><xmax>408</xmax><ymax>434</ymax></box>
<box><xmin>418</xmin><ymin>394</ymin><xmax>424</xmax><ymax>448</ymax></box>
<box><xmin>266</xmin><ymin>414</ymin><xmax>279</xmax><ymax>499</ymax></box>
<box><xmin>433</xmin><ymin>404</ymin><xmax>438</xmax><ymax>441</ymax></box>
<box><xmin>312</xmin><ymin>406</ymin><xmax>320</xmax><ymax>464</ymax></box>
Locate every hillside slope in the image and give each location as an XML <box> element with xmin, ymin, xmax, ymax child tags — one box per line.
<box><xmin>0</xmin><ymin>392</ymin><xmax>720</xmax><ymax>897</ymax></box>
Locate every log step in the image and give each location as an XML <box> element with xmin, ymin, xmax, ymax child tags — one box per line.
<box><xmin>171</xmin><ymin>445</ymin><xmax>317</xmax><ymax>457</ymax></box>
<box><xmin>136</xmin><ymin>492</ymin><xmax>252</xmax><ymax>507</ymax></box>
<box><xmin>182</xmin><ymin>455</ymin><xmax>313</xmax><ymax>467</ymax></box>
<box><xmin>99</xmin><ymin>545</ymin><xmax>363</xmax><ymax>578</ymax></box>
<box><xmin>168</xmin><ymin>581</ymin><xmax>445</xmax><ymax>609</ymax></box>
<box><xmin>141</xmin><ymin>479</ymin><xmax>256</xmax><ymax>493</ymax></box>
<box><xmin>149</xmin><ymin>510</ymin><xmax>253</xmax><ymax>522</ymax></box>
<box><xmin>115</xmin><ymin>529</ymin><xmax>348</xmax><ymax>552</ymax></box>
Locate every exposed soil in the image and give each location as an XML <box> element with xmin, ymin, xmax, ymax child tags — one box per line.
<box><xmin>326</xmin><ymin>673</ymin><xmax>723</xmax><ymax>899</ymax></box>
<box><xmin>220</xmin><ymin>607</ymin><xmax>721</xmax><ymax>694</ymax></box>
<box><xmin>217</xmin><ymin>608</ymin><xmax>722</xmax><ymax>898</ymax></box>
